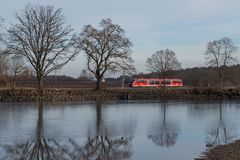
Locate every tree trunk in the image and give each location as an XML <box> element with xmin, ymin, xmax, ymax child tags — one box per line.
<box><xmin>12</xmin><ymin>81</ymin><xmax>16</xmax><ymax>90</ymax></box>
<box><xmin>12</xmin><ymin>73</ymin><xmax>17</xmax><ymax>89</ymax></box>
<box><xmin>218</xmin><ymin>72</ymin><xmax>223</xmax><ymax>90</ymax></box>
<box><xmin>161</xmin><ymin>72</ymin><xmax>166</xmax><ymax>87</ymax></box>
<box><xmin>37</xmin><ymin>75</ymin><xmax>44</xmax><ymax>98</ymax></box>
<box><xmin>162</xmin><ymin>72</ymin><xmax>167</xmax><ymax>97</ymax></box>
<box><xmin>95</xmin><ymin>69</ymin><xmax>103</xmax><ymax>90</ymax></box>
<box><xmin>163</xmin><ymin>77</ymin><xmax>166</xmax><ymax>88</ymax></box>
<box><xmin>96</xmin><ymin>77</ymin><xmax>101</xmax><ymax>90</ymax></box>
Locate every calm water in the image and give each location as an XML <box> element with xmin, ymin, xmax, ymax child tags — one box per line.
<box><xmin>0</xmin><ymin>100</ymin><xmax>240</xmax><ymax>160</ymax></box>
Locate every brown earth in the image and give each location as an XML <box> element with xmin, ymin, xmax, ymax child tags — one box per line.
<box><xmin>197</xmin><ymin>140</ymin><xmax>240</xmax><ymax>160</ymax></box>
<box><xmin>0</xmin><ymin>87</ymin><xmax>240</xmax><ymax>102</ymax></box>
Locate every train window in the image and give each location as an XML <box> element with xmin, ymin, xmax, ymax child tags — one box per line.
<box><xmin>149</xmin><ymin>80</ymin><xmax>160</xmax><ymax>84</ymax></box>
<box><xmin>162</xmin><ymin>80</ymin><xmax>171</xmax><ymax>85</ymax></box>
<box><xmin>136</xmin><ymin>79</ymin><xmax>146</xmax><ymax>83</ymax></box>
<box><xmin>149</xmin><ymin>80</ymin><xmax>154</xmax><ymax>84</ymax></box>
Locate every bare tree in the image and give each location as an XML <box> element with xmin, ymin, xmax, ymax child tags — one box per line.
<box><xmin>146</xmin><ymin>49</ymin><xmax>181</xmax><ymax>86</ymax></box>
<box><xmin>75</xmin><ymin>18</ymin><xmax>135</xmax><ymax>90</ymax></box>
<box><xmin>0</xmin><ymin>16</ymin><xmax>4</xmax><ymax>43</ymax></box>
<box><xmin>0</xmin><ymin>55</ymin><xmax>8</xmax><ymax>87</ymax></box>
<box><xmin>204</xmin><ymin>37</ymin><xmax>238</xmax><ymax>89</ymax></box>
<box><xmin>0</xmin><ymin>16</ymin><xmax>5</xmax><ymax>62</ymax></box>
<box><xmin>0</xmin><ymin>55</ymin><xmax>8</xmax><ymax>76</ymax></box>
<box><xmin>0</xmin><ymin>18</ymin><xmax>8</xmax><ymax>84</ymax></box>
<box><xmin>8</xmin><ymin>55</ymin><xmax>26</xmax><ymax>89</ymax></box>
<box><xmin>5</xmin><ymin>4</ymin><xmax>78</xmax><ymax>94</ymax></box>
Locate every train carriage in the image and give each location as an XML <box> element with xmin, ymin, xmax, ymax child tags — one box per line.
<box><xmin>132</xmin><ymin>78</ymin><xmax>183</xmax><ymax>87</ymax></box>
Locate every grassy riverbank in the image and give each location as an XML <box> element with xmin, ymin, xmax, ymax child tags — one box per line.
<box><xmin>0</xmin><ymin>87</ymin><xmax>240</xmax><ymax>102</ymax></box>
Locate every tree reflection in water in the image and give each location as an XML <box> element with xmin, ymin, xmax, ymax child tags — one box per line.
<box><xmin>67</xmin><ymin>136</ymin><xmax>132</xmax><ymax>160</ymax></box>
<box><xmin>2</xmin><ymin>101</ymin><xmax>69</xmax><ymax>160</ymax></box>
<box><xmin>1</xmin><ymin>100</ymin><xmax>62</xmax><ymax>159</ymax></box>
<box><xmin>67</xmin><ymin>101</ymin><xmax>133</xmax><ymax>160</ymax></box>
<box><xmin>1</xmin><ymin>101</ymin><xmax>132</xmax><ymax>160</ymax></box>
<box><xmin>148</xmin><ymin>101</ymin><xmax>180</xmax><ymax>147</ymax></box>
<box><xmin>205</xmin><ymin>103</ymin><xmax>237</xmax><ymax>146</ymax></box>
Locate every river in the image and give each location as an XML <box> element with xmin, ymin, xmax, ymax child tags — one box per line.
<box><xmin>0</xmin><ymin>100</ymin><xmax>240</xmax><ymax>160</ymax></box>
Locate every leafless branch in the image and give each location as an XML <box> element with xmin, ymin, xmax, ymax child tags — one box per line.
<box><xmin>204</xmin><ymin>37</ymin><xmax>238</xmax><ymax>89</ymax></box>
<box><xmin>5</xmin><ymin>4</ymin><xmax>78</xmax><ymax>91</ymax></box>
<box><xmin>146</xmin><ymin>49</ymin><xmax>181</xmax><ymax>80</ymax></box>
<box><xmin>75</xmin><ymin>18</ymin><xmax>135</xmax><ymax>90</ymax></box>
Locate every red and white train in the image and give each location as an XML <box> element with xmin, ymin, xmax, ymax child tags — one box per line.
<box><xmin>132</xmin><ymin>78</ymin><xmax>183</xmax><ymax>87</ymax></box>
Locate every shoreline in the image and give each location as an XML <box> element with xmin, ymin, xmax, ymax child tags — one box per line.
<box><xmin>0</xmin><ymin>87</ymin><xmax>240</xmax><ymax>102</ymax></box>
<box><xmin>198</xmin><ymin>140</ymin><xmax>240</xmax><ymax>160</ymax></box>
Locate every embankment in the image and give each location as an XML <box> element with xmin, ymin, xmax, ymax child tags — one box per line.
<box><xmin>198</xmin><ymin>140</ymin><xmax>240</xmax><ymax>160</ymax></box>
<box><xmin>0</xmin><ymin>87</ymin><xmax>240</xmax><ymax>102</ymax></box>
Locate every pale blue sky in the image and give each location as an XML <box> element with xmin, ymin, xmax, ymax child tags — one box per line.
<box><xmin>1</xmin><ymin>0</ymin><xmax>240</xmax><ymax>77</ymax></box>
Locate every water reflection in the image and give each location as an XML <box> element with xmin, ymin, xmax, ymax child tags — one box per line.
<box><xmin>147</xmin><ymin>101</ymin><xmax>180</xmax><ymax>147</ymax></box>
<box><xmin>88</xmin><ymin>101</ymin><xmax>136</xmax><ymax>137</ymax></box>
<box><xmin>67</xmin><ymin>136</ymin><xmax>132</xmax><ymax>160</ymax></box>
<box><xmin>78</xmin><ymin>101</ymin><xmax>133</xmax><ymax>160</ymax></box>
<box><xmin>1</xmin><ymin>101</ymin><xmax>133</xmax><ymax>160</ymax></box>
<box><xmin>205</xmin><ymin>102</ymin><xmax>237</xmax><ymax>146</ymax></box>
<box><xmin>1</xmin><ymin>101</ymin><xmax>240</xmax><ymax>159</ymax></box>
<box><xmin>1</xmin><ymin>101</ymin><xmax>63</xmax><ymax>159</ymax></box>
